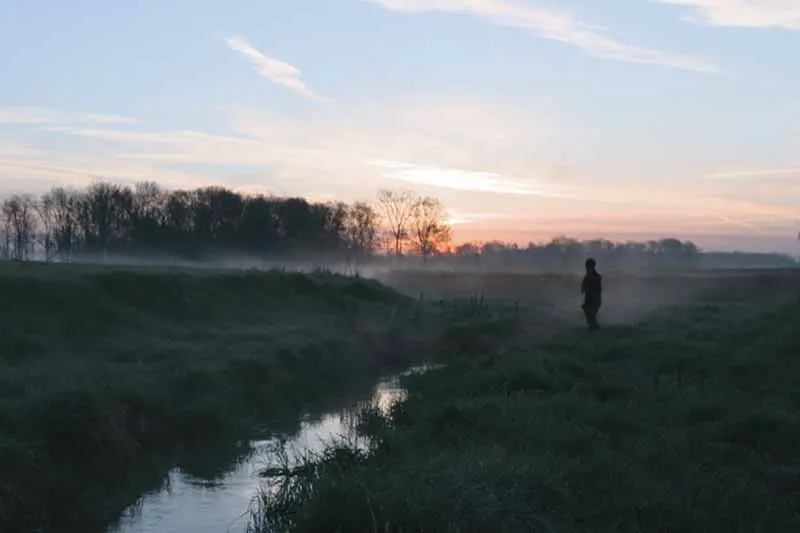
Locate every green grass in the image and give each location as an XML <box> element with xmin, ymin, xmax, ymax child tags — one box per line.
<box><xmin>0</xmin><ymin>261</ymin><xmax>446</xmax><ymax>533</ymax></box>
<box><xmin>250</xmin><ymin>270</ymin><xmax>800</xmax><ymax>533</ymax></box>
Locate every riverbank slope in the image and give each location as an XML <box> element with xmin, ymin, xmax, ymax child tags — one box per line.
<box><xmin>0</xmin><ymin>262</ymin><xmax>437</xmax><ymax>533</ymax></box>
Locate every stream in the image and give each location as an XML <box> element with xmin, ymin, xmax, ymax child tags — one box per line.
<box><xmin>106</xmin><ymin>368</ymin><xmax>422</xmax><ymax>533</ymax></box>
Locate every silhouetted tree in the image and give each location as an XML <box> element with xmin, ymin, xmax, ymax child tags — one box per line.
<box><xmin>0</xmin><ymin>178</ymin><xmax>792</xmax><ymax>271</ymax></box>
<box><xmin>411</xmin><ymin>197</ymin><xmax>451</xmax><ymax>260</ymax></box>
<box><xmin>35</xmin><ymin>192</ymin><xmax>57</xmax><ymax>261</ymax></box>
<box><xmin>377</xmin><ymin>189</ymin><xmax>416</xmax><ymax>256</ymax></box>
<box><xmin>455</xmin><ymin>242</ymin><xmax>480</xmax><ymax>257</ymax></box>
<box><xmin>128</xmin><ymin>181</ymin><xmax>167</xmax><ymax>250</ymax></box>
<box><xmin>79</xmin><ymin>181</ymin><xmax>131</xmax><ymax>256</ymax></box>
<box><xmin>47</xmin><ymin>187</ymin><xmax>81</xmax><ymax>261</ymax></box>
<box><xmin>239</xmin><ymin>195</ymin><xmax>278</xmax><ymax>253</ymax></box>
<box><xmin>1</xmin><ymin>194</ymin><xmax>38</xmax><ymax>260</ymax></box>
<box><xmin>345</xmin><ymin>202</ymin><xmax>380</xmax><ymax>260</ymax></box>
<box><xmin>164</xmin><ymin>189</ymin><xmax>195</xmax><ymax>251</ymax></box>
<box><xmin>318</xmin><ymin>202</ymin><xmax>348</xmax><ymax>251</ymax></box>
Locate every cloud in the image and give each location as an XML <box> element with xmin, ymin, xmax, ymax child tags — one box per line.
<box><xmin>0</xmin><ymin>107</ymin><xmax>54</xmax><ymax>125</ymax></box>
<box><xmin>714</xmin><ymin>214</ymin><xmax>760</xmax><ymax>230</ymax></box>
<box><xmin>445</xmin><ymin>209</ymin><xmax>515</xmax><ymax>226</ymax></box>
<box><xmin>653</xmin><ymin>1</ymin><xmax>800</xmax><ymax>29</ymax></box>
<box><xmin>368</xmin><ymin>159</ymin><xmax>571</xmax><ymax>197</ymax></box>
<box><xmin>82</xmin><ymin>114</ymin><xmax>139</xmax><ymax>125</ymax></box>
<box><xmin>563</xmin><ymin>179</ymin><xmax>799</xmax><ymax>231</ymax></box>
<box><xmin>370</xmin><ymin>0</ymin><xmax>717</xmax><ymax>72</ymax></box>
<box><xmin>704</xmin><ymin>167</ymin><xmax>800</xmax><ymax>179</ymax></box>
<box><xmin>0</xmin><ymin>97</ymin><xmax>575</xmax><ymax>204</ymax></box>
<box><xmin>0</xmin><ymin>151</ymin><xmax>268</xmax><ymax>194</ymax></box>
<box><xmin>39</xmin><ymin>124</ymin><xmax>259</xmax><ymax>148</ymax></box>
<box><xmin>0</xmin><ymin>143</ymin><xmax>40</xmax><ymax>157</ymax></box>
<box><xmin>1</xmin><ymin>95</ymin><xmax>797</xmax><ymax>247</ymax></box>
<box><xmin>224</xmin><ymin>36</ymin><xmax>328</xmax><ymax>101</ymax></box>
<box><xmin>0</xmin><ymin>106</ymin><xmax>138</xmax><ymax>126</ymax></box>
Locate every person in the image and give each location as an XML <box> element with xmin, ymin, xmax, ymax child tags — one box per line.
<box><xmin>581</xmin><ymin>258</ymin><xmax>602</xmax><ymax>330</ymax></box>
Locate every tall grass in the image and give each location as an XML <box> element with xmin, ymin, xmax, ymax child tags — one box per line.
<box><xmin>0</xmin><ymin>263</ymin><xmax>445</xmax><ymax>533</ymax></box>
<box><xmin>249</xmin><ymin>271</ymin><xmax>800</xmax><ymax>533</ymax></box>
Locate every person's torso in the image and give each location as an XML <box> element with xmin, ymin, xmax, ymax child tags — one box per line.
<box><xmin>584</xmin><ymin>271</ymin><xmax>602</xmax><ymax>299</ymax></box>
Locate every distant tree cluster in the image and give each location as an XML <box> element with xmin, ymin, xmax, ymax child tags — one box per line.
<box><xmin>0</xmin><ymin>180</ymin><xmax>794</xmax><ymax>271</ymax></box>
<box><xmin>431</xmin><ymin>238</ymin><xmax>797</xmax><ymax>272</ymax></box>
<box><xmin>0</xmin><ymin>182</ymin><xmax>452</xmax><ymax>263</ymax></box>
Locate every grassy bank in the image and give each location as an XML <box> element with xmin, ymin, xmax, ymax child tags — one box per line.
<box><xmin>0</xmin><ymin>262</ymin><xmax>442</xmax><ymax>533</ymax></box>
<box><xmin>253</xmin><ymin>270</ymin><xmax>800</xmax><ymax>533</ymax></box>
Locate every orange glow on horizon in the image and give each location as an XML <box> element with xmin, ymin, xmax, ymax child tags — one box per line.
<box><xmin>446</xmin><ymin>221</ymin><xmax>796</xmax><ymax>252</ymax></box>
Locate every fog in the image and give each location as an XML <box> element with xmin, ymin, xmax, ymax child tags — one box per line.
<box><xmin>8</xmin><ymin>244</ymin><xmax>794</xmax><ymax>334</ymax></box>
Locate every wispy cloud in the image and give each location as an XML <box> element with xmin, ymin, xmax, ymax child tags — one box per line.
<box><xmin>653</xmin><ymin>1</ymin><xmax>800</xmax><ymax>29</ymax></box>
<box><xmin>368</xmin><ymin>159</ymin><xmax>572</xmax><ymax>197</ymax></box>
<box><xmin>445</xmin><ymin>209</ymin><xmax>515</xmax><ymax>226</ymax></box>
<box><xmin>568</xmin><ymin>180</ymin><xmax>799</xmax><ymax>230</ymax></box>
<box><xmin>0</xmin><ymin>106</ymin><xmax>138</xmax><ymax>126</ymax></box>
<box><xmin>40</xmin><ymin>124</ymin><xmax>258</xmax><ymax>147</ymax></box>
<box><xmin>0</xmin><ymin>150</ymin><xmax>262</xmax><ymax>193</ymax></box>
<box><xmin>370</xmin><ymin>0</ymin><xmax>717</xmax><ymax>72</ymax></box>
<box><xmin>0</xmin><ymin>107</ymin><xmax>53</xmax><ymax>125</ymax></box>
<box><xmin>715</xmin><ymin>214</ymin><xmax>760</xmax><ymax>230</ymax></box>
<box><xmin>704</xmin><ymin>167</ymin><xmax>800</xmax><ymax>179</ymax></box>
<box><xmin>2</xmin><ymin>96</ymin><xmax>797</xmax><ymax>248</ymax></box>
<box><xmin>224</xmin><ymin>36</ymin><xmax>328</xmax><ymax>102</ymax></box>
<box><xmin>23</xmin><ymin>98</ymin><xmax>568</xmax><ymax>201</ymax></box>
<box><xmin>0</xmin><ymin>143</ymin><xmax>40</xmax><ymax>157</ymax></box>
<box><xmin>82</xmin><ymin>113</ymin><xmax>138</xmax><ymax>125</ymax></box>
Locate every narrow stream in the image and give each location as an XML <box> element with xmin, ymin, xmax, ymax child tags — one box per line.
<box><xmin>107</xmin><ymin>369</ymin><xmax>421</xmax><ymax>533</ymax></box>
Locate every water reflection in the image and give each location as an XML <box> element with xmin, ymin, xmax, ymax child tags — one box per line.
<box><xmin>109</xmin><ymin>373</ymin><xmax>411</xmax><ymax>533</ymax></box>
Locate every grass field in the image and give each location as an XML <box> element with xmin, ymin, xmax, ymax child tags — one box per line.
<box><xmin>0</xmin><ymin>261</ymin><xmax>448</xmax><ymax>533</ymax></box>
<box><xmin>251</xmin><ymin>268</ymin><xmax>800</xmax><ymax>533</ymax></box>
<box><xmin>2</xmin><ymin>261</ymin><xmax>798</xmax><ymax>532</ymax></box>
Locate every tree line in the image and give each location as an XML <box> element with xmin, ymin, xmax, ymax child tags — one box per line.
<box><xmin>434</xmin><ymin>238</ymin><xmax>797</xmax><ymax>271</ymax></box>
<box><xmin>0</xmin><ymin>180</ymin><xmax>794</xmax><ymax>270</ymax></box>
<box><xmin>0</xmin><ymin>182</ymin><xmax>450</xmax><ymax>262</ymax></box>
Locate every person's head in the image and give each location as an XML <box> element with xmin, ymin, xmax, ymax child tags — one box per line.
<box><xmin>585</xmin><ymin>258</ymin><xmax>597</xmax><ymax>272</ymax></box>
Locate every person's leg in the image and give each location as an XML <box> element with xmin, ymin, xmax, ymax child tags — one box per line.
<box><xmin>587</xmin><ymin>304</ymin><xmax>600</xmax><ymax>330</ymax></box>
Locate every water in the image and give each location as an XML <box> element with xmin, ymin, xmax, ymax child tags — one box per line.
<box><xmin>108</xmin><ymin>373</ymin><xmax>414</xmax><ymax>533</ymax></box>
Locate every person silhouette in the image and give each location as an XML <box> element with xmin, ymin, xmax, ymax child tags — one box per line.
<box><xmin>581</xmin><ymin>258</ymin><xmax>602</xmax><ymax>330</ymax></box>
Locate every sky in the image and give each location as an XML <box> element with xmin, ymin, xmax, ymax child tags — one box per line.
<box><xmin>1</xmin><ymin>0</ymin><xmax>799</xmax><ymax>254</ymax></box>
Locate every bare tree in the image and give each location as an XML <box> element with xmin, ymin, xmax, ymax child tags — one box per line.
<box><xmin>345</xmin><ymin>202</ymin><xmax>380</xmax><ymax>260</ymax></box>
<box><xmin>1</xmin><ymin>194</ymin><xmax>38</xmax><ymax>260</ymax></box>
<box><xmin>129</xmin><ymin>181</ymin><xmax>167</xmax><ymax>248</ymax></box>
<box><xmin>377</xmin><ymin>189</ymin><xmax>416</xmax><ymax>256</ymax></box>
<box><xmin>411</xmin><ymin>196</ymin><xmax>452</xmax><ymax>261</ymax></box>
<box><xmin>36</xmin><ymin>192</ymin><xmax>57</xmax><ymax>261</ymax></box>
<box><xmin>0</xmin><ymin>205</ymin><xmax>10</xmax><ymax>260</ymax></box>
<box><xmin>81</xmin><ymin>181</ymin><xmax>130</xmax><ymax>256</ymax></box>
<box><xmin>48</xmin><ymin>187</ymin><xmax>81</xmax><ymax>261</ymax></box>
<box><xmin>165</xmin><ymin>189</ymin><xmax>195</xmax><ymax>236</ymax></box>
<box><xmin>131</xmin><ymin>181</ymin><xmax>166</xmax><ymax>225</ymax></box>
